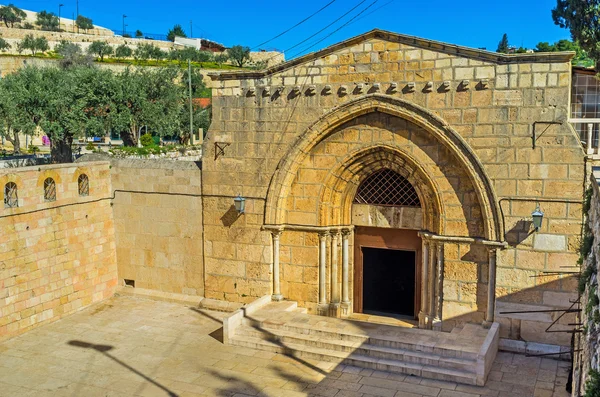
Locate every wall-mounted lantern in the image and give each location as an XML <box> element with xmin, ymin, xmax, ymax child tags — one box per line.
<box><xmin>531</xmin><ymin>204</ymin><xmax>544</xmax><ymax>231</ymax></box>
<box><xmin>234</xmin><ymin>194</ymin><xmax>246</xmax><ymax>214</ymax></box>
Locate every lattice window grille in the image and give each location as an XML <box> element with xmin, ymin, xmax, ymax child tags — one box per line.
<box><xmin>4</xmin><ymin>182</ymin><xmax>18</xmax><ymax>208</ymax></box>
<box><xmin>354</xmin><ymin>169</ymin><xmax>421</xmax><ymax>207</ymax></box>
<box><xmin>44</xmin><ymin>178</ymin><xmax>56</xmax><ymax>202</ymax></box>
<box><xmin>78</xmin><ymin>174</ymin><xmax>89</xmax><ymax>197</ymax></box>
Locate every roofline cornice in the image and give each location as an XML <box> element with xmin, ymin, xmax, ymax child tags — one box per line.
<box><xmin>209</xmin><ymin>29</ymin><xmax>575</xmax><ymax>81</ymax></box>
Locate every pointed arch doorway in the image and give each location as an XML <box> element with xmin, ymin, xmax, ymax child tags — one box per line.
<box><xmin>352</xmin><ymin>169</ymin><xmax>423</xmax><ymax>320</ymax></box>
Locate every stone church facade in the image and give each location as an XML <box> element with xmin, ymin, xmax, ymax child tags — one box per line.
<box><xmin>203</xmin><ymin>29</ymin><xmax>582</xmax><ymax>346</ymax></box>
<box><xmin>0</xmin><ymin>30</ymin><xmax>584</xmax><ymax>350</ymax></box>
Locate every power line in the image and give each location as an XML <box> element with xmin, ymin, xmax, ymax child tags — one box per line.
<box><xmin>253</xmin><ymin>0</ymin><xmax>370</xmax><ymax>68</ymax></box>
<box><xmin>346</xmin><ymin>0</ymin><xmax>395</xmax><ymax>27</ymax></box>
<box><xmin>280</xmin><ymin>0</ymin><xmax>368</xmax><ymax>55</ymax></box>
<box><xmin>291</xmin><ymin>0</ymin><xmax>379</xmax><ymax>59</ymax></box>
<box><xmin>251</xmin><ymin>0</ymin><xmax>337</xmax><ymax>50</ymax></box>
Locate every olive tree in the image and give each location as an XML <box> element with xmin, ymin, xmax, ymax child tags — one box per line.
<box><xmin>0</xmin><ymin>4</ymin><xmax>26</xmax><ymax>28</ymax></box>
<box><xmin>227</xmin><ymin>45</ymin><xmax>251</xmax><ymax>67</ymax></box>
<box><xmin>87</xmin><ymin>41</ymin><xmax>113</xmax><ymax>61</ymax></box>
<box><xmin>36</xmin><ymin>10</ymin><xmax>59</xmax><ymax>31</ymax></box>
<box><xmin>114</xmin><ymin>44</ymin><xmax>133</xmax><ymax>59</ymax></box>
<box><xmin>76</xmin><ymin>15</ymin><xmax>93</xmax><ymax>33</ymax></box>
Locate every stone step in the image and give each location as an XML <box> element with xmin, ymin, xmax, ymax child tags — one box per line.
<box><xmin>229</xmin><ymin>334</ymin><xmax>478</xmax><ymax>385</ymax></box>
<box><xmin>241</xmin><ymin>317</ymin><xmax>479</xmax><ymax>360</ymax></box>
<box><xmin>237</xmin><ymin>325</ymin><xmax>476</xmax><ymax>372</ymax></box>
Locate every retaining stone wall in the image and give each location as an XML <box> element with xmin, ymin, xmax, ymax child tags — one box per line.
<box><xmin>0</xmin><ymin>161</ymin><xmax>117</xmax><ymax>340</ymax></box>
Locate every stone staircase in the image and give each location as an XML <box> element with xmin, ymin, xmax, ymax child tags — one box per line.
<box><xmin>224</xmin><ymin>300</ymin><xmax>499</xmax><ymax>386</ymax></box>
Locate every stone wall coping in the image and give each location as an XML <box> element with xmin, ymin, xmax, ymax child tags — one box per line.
<box><xmin>0</xmin><ymin>160</ymin><xmax>109</xmax><ymax>175</ymax></box>
<box><xmin>209</xmin><ymin>28</ymin><xmax>575</xmax><ymax>81</ymax></box>
<box><xmin>418</xmin><ymin>231</ymin><xmax>507</xmax><ymax>248</ymax></box>
<box><xmin>76</xmin><ymin>154</ymin><xmax>203</xmax><ymax>171</ymax></box>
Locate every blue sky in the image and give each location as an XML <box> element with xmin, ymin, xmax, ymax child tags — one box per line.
<box><xmin>12</xmin><ymin>0</ymin><xmax>570</xmax><ymax>59</ymax></box>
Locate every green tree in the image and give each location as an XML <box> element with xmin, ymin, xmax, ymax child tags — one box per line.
<box><xmin>109</xmin><ymin>68</ymin><xmax>184</xmax><ymax>145</ymax></box>
<box><xmin>0</xmin><ymin>4</ymin><xmax>26</xmax><ymax>28</ymax></box>
<box><xmin>114</xmin><ymin>44</ymin><xmax>133</xmax><ymax>59</ymax></box>
<box><xmin>135</xmin><ymin>30</ymin><xmax>143</xmax><ymax>38</ymax></box>
<box><xmin>55</xmin><ymin>40</ymin><xmax>93</xmax><ymax>68</ymax></box>
<box><xmin>134</xmin><ymin>43</ymin><xmax>163</xmax><ymax>62</ymax></box>
<box><xmin>227</xmin><ymin>45</ymin><xmax>251</xmax><ymax>67</ymax></box>
<box><xmin>36</xmin><ymin>10</ymin><xmax>59</xmax><ymax>31</ymax></box>
<box><xmin>0</xmin><ymin>67</ymin><xmax>44</xmax><ymax>154</ymax></box>
<box><xmin>534</xmin><ymin>39</ymin><xmax>594</xmax><ymax>67</ymax></box>
<box><xmin>167</xmin><ymin>24</ymin><xmax>186</xmax><ymax>42</ymax></box>
<box><xmin>0</xmin><ymin>36</ymin><xmax>10</xmax><ymax>52</ymax></box>
<box><xmin>497</xmin><ymin>33</ymin><xmax>509</xmax><ymax>53</ymax></box>
<box><xmin>553</xmin><ymin>0</ymin><xmax>600</xmax><ymax>66</ymax></box>
<box><xmin>76</xmin><ymin>15</ymin><xmax>93</xmax><ymax>33</ymax></box>
<box><xmin>18</xmin><ymin>34</ymin><xmax>49</xmax><ymax>55</ymax></box>
<box><xmin>181</xmin><ymin>67</ymin><xmax>209</xmax><ymax>98</ymax></box>
<box><xmin>87</xmin><ymin>41</ymin><xmax>113</xmax><ymax>61</ymax></box>
<box><xmin>214</xmin><ymin>52</ymin><xmax>228</xmax><ymax>67</ymax></box>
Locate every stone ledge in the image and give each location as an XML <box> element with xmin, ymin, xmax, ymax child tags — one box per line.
<box><xmin>499</xmin><ymin>338</ymin><xmax>571</xmax><ymax>361</ymax></box>
<box><xmin>115</xmin><ymin>286</ymin><xmax>243</xmax><ymax>312</ymax></box>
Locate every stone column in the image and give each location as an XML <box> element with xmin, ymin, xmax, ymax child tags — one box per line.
<box><xmin>433</xmin><ymin>243</ymin><xmax>444</xmax><ymax>330</ymax></box>
<box><xmin>428</xmin><ymin>242</ymin><xmax>437</xmax><ymax>328</ymax></box>
<box><xmin>484</xmin><ymin>248</ymin><xmax>498</xmax><ymax>327</ymax></box>
<box><xmin>318</xmin><ymin>231</ymin><xmax>329</xmax><ymax>313</ymax></box>
<box><xmin>271</xmin><ymin>230</ymin><xmax>283</xmax><ymax>301</ymax></box>
<box><xmin>329</xmin><ymin>232</ymin><xmax>340</xmax><ymax>316</ymax></box>
<box><xmin>331</xmin><ymin>232</ymin><xmax>340</xmax><ymax>302</ymax></box>
<box><xmin>418</xmin><ymin>240</ymin><xmax>430</xmax><ymax>328</ymax></box>
<box><xmin>341</xmin><ymin>229</ymin><xmax>351</xmax><ymax>315</ymax></box>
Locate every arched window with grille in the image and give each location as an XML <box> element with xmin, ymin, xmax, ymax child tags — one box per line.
<box><xmin>43</xmin><ymin>178</ymin><xmax>56</xmax><ymax>202</ymax></box>
<box><xmin>354</xmin><ymin>169</ymin><xmax>421</xmax><ymax>207</ymax></box>
<box><xmin>4</xmin><ymin>182</ymin><xmax>18</xmax><ymax>208</ymax></box>
<box><xmin>78</xmin><ymin>174</ymin><xmax>89</xmax><ymax>197</ymax></box>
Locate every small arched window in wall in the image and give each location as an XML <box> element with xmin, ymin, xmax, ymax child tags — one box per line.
<box><xmin>354</xmin><ymin>169</ymin><xmax>421</xmax><ymax>207</ymax></box>
<box><xmin>4</xmin><ymin>182</ymin><xmax>18</xmax><ymax>208</ymax></box>
<box><xmin>78</xmin><ymin>174</ymin><xmax>89</xmax><ymax>197</ymax></box>
<box><xmin>43</xmin><ymin>177</ymin><xmax>56</xmax><ymax>202</ymax></box>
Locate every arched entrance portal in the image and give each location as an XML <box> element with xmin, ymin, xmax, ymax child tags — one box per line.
<box><xmin>264</xmin><ymin>95</ymin><xmax>505</xmax><ymax>329</ymax></box>
<box><xmin>351</xmin><ymin>169</ymin><xmax>423</xmax><ymax>320</ymax></box>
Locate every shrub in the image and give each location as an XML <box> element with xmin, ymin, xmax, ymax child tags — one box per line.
<box><xmin>28</xmin><ymin>144</ymin><xmax>39</xmax><ymax>154</ymax></box>
<box><xmin>0</xmin><ymin>36</ymin><xmax>10</xmax><ymax>52</ymax></box>
<box><xmin>140</xmin><ymin>133</ymin><xmax>154</xmax><ymax>147</ymax></box>
<box><xmin>580</xmin><ymin>262</ymin><xmax>596</xmax><ymax>294</ymax></box>
<box><xmin>85</xmin><ymin>142</ymin><xmax>95</xmax><ymax>151</ymax></box>
<box><xmin>585</xmin><ymin>368</ymin><xmax>600</xmax><ymax>397</ymax></box>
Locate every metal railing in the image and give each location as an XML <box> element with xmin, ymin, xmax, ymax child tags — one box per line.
<box><xmin>570</xmin><ymin>118</ymin><xmax>600</xmax><ymax>155</ymax></box>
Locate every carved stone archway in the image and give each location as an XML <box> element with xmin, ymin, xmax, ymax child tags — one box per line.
<box><xmin>264</xmin><ymin>94</ymin><xmax>502</xmax><ymax>242</ymax></box>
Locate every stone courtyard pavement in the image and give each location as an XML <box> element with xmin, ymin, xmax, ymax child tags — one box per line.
<box><xmin>0</xmin><ymin>295</ymin><xmax>571</xmax><ymax>397</ymax></box>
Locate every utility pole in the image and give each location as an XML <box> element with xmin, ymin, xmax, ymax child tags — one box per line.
<box><xmin>122</xmin><ymin>14</ymin><xmax>127</xmax><ymax>36</ymax></box>
<box><xmin>188</xmin><ymin>59</ymin><xmax>193</xmax><ymax>143</ymax></box>
<box><xmin>58</xmin><ymin>4</ymin><xmax>64</xmax><ymax>31</ymax></box>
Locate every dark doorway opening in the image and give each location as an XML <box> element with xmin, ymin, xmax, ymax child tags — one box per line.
<box><xmin>362</xmin><ymin>247</ymin><xmax>416</xmax><ymax>318</ymax></box>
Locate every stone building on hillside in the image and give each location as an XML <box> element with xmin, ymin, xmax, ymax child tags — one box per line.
<box><xmin>205</xmin><ymin>29</ymin><xmax>582</xmax><ymax>347</ymax></box>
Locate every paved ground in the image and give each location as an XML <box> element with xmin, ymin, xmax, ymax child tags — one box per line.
<box><xmin>0</xmin><ymin>295</ymin><xmax>571</xmax><ymax>397</ymax></box>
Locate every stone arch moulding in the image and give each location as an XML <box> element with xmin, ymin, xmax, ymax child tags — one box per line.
<box><xmin>318</xmin><ymin>145</ymin><xmax>443</xmax><ymax>234</ymax></box>
<box><xmin>264</xmin><ymin>93</ymin><xmax>503</xmax><ymax>241</ymax></box>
